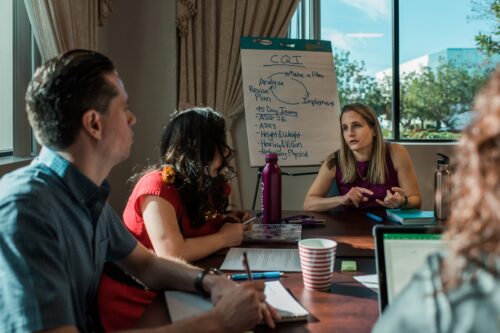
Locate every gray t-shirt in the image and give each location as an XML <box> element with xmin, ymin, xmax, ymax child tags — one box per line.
<box><xmin>372</xmin><ymin>252</ymin><xmax>500</xmax><ymax>333</ymax></box>
<box><xmin>0</xmin><ymin>148</ymin><xmax>137</xmax><ymax>332</ymax></box>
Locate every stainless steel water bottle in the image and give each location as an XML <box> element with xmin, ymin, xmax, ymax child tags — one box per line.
<box><xmin>262</xmin><ymin>153</ymin><xmax>282</xmax><ymax>224</ymax></box>
<box><xmin>434</xmin><ymin>153</ymin><xmax>451</xmax><ymax>222</ymax></box>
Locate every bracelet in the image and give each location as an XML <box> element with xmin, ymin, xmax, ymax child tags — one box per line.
<box><xmin>194</xmin><ymin>267</ymin><xmax>223</xmax><ymax>298</ymax></box>
<box><xmin>400</xmin><ymin>195</ymin><xmax>409</xmax><ymax>209</ymax></box>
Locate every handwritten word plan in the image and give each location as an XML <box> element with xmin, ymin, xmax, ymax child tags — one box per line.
<box><xmin>241</xmin><ymin>37</ymin><xmax>341</xmax><ymax>167</ymax></box>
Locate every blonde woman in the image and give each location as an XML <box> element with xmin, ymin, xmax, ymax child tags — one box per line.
<box><xmin>304</xmin><ymin>103</ymin><xmax>421</xmax><ymax>211</ymax></box>
<box><xmin>372</xmin><ymin>67</ymin><xmax>500</xmax><ymax>333</ymax></box>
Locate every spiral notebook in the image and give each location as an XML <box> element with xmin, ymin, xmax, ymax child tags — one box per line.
<box><xmin>243</xmin><ymin>223</ymin><xmax>302</xmax><ymax>243</ymax></box>
<box><xmin>165</xmin><ymin>280</ymin><xmax>308</xmax><ymax>323</ymax></box>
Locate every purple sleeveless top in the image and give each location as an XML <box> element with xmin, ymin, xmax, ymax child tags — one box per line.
<box><xmin>335</xmin><ymin>147</ymin><xmax>399</xmax><ymax>210</ymax></box>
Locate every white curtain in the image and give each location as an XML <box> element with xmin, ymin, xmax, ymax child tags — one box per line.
<box><xmin>177</xmin><ymin>0</ymin><xmax>300</xmax><ymax>208</ymax></box>
<box><xmin>24</xmin><ymin>0</ymin><xmax>113</xmax><ymax>61</ymax></box>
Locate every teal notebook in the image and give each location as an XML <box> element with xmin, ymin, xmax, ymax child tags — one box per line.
<box><xmin>386</xmin><ymin>209</ymin><xmax>436</xmax><ymax>225</ymax></box>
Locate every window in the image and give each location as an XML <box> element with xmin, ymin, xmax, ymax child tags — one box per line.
<box><xmin>1</xmin><ymin>1</ymin><xmax>36</xmax><ymax>158</ymax></box>
<box><xmin>0</xmin><ymin>0</ymin><xmax>13</xmax><ymax>154</ymax></box>
<box><xmin>290</xmin><ymin>0</ymin><xmax>499</xmax><ymax>141</ymax></box>
<box><xmin>397</xmin><ymin>0</ymin><xmax>498</xmax><ymax>139</ymax></box>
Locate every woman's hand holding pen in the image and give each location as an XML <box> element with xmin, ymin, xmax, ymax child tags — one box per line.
<box><xmin>223</xmin><ymin>211</ymin><xmax>253</xmax><ymax>227</ymax></box>
<box><xmin>222</xmin><ymin>211</ymin><xmax>250</xmax><ymax>224</ymax></box>
<box><xmin>219</xmin><ymin>223</ymin><xmax>244</xmax><ymax>247</ymax></box>
<box><xmin>219</xmin><ymin>210</ymin><xmax>250</xmax><ymax>248</ymax></box>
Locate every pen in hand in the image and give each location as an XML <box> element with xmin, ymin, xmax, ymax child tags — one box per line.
<box><xmin>242</xmin><ymin>216</ymin><xmax>258</xmax><ymax>225</ymax></box>
<box><xmin>242</xmin><ymin>252</ymin><xmax>253</xmax><ymax>281</ymax></box>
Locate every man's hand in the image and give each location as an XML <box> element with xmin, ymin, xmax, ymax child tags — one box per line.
<box><xmin>204</xmin><ymin>274</ymin><xmax>238</xmax><ymax>304</ymax></box>
<box><xmin>211</xmin><ymin>281</ymin><xmax>279</xmax><ymax>332</ymax></box>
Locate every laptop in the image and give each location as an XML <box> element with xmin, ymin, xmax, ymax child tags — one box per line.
<box><xmin>373</xmin><ymin>225</ymin><xmax>445</xmax><ymax>312</ymax></box>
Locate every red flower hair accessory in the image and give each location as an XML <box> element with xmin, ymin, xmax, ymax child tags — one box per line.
<box><xmin>161</xmin><ymin>165</ymin><xmax>176</xmax><ymax>184</ymax></box>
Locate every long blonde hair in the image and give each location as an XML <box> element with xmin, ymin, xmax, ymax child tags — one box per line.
<box><xmin>442</xmin><ymin>67</ymin><xmax>500</xmax><ymax>289</ymax></box>
<box><xmin>327</xmin><ymin>103</ymin><xmax>387</xmax><ymax>184</ymax></box>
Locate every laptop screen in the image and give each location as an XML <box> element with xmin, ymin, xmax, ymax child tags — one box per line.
<box><xmin>374</xmin><ymin>226</ymin><xmax>445</xmax><ymax>312</ymax></box>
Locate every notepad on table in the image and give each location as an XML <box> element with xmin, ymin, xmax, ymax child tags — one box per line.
<box><xmin>165</xmin><ymin>280</ymin><xmax>308</xmax><ymax>323</ymax></box>
<box><xmin>353</xmin><ymin>274</ymin><xmax>379</xmax><ymax>292</ymax></box>
<box><xmin>386</xmin><ymin>209</ymin><xmax>436</xmax><ymax>225</ymax></box>
<box><xmin>220</xmin><ymin>247</ymin><xmax>301</xmax><ymax>272</ymax></box>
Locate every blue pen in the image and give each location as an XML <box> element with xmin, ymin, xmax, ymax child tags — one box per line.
<box><xmin>230</xmin><ymin>271</ymin><xmax>283</xmax><ymax>280</ymax></box>
<box><xmin>366</xmin><ymin>212</ymin><xmax>383</xmax><ymax>222</ymax></box>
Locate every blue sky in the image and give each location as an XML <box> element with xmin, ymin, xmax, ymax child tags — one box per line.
<box><xmin>320</xmin><ymin>0</ymin><xmax>494</xmax><ymax>75</ymax></box>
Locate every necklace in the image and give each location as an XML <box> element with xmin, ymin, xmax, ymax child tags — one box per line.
<box><xmin>356</xmin><ymin>162</ymin><xmax>368</xmax><ymax>181</ymax></box>
<box><xmin>356</xmin><ymin>168</ymin><xmax>366</xmax><ymax>181</ymax></box>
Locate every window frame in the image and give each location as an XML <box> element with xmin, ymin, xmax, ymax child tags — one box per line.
<box><xmin>1</xmin><ymin>0</ymin><xmax>37</xmax><ymax>160</ymax></box>
<box><xmin>292</xmin><ymin>0</ymin><xmax>487</xmax><ymax>143</ymax></box>
<box><xmin>391</xmin><ymin>0</ymin><xmax>451</xmax><ymax>143</ymax></box>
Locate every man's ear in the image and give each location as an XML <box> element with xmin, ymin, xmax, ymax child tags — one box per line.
<box><xmin>81</xmin><ymin>109</ymin><xmax>103</xmax><ymax>140</ymax></box>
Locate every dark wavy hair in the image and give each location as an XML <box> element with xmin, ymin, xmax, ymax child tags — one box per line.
<box><xmin>442</xmin><ymin>66</ymin><xmax>500</xmax><ymax>290</ymax></box>
<box><xmin>157</xmin><ymin>107</ymin><xmax>234</xmax><ymax>227</ymax></box>
<box><xmin>25</xmin><ymin>49</ymin><xmax>117</xmax><ymax>150</ymax></box>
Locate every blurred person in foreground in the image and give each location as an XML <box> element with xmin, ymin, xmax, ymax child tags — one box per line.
<box><xmin>372</xmin><ymin>67</ymin><xmax>500</xmax><ymax>332</ymax></box>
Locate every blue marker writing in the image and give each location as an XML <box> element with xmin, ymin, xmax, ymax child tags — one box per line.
<box><xmin>230</xmin><ymin>271</ymin><xmax>283</xmax><ymax>281</ymax></box>
<box><xmin>366</xmin><ymin>212</ymin><xmax>383</xmax><ymax>222</ymax></box>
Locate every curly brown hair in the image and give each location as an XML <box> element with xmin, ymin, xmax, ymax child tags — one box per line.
<box><xmin>443</xmin><ymin>66</ymin><xmax>500</xmax><ymax>289</ymax></box>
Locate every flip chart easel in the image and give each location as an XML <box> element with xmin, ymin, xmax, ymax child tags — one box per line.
<box><xmin>241</xmin><ymin>37</ymin><xmax>341</xmax><ymax>167</ymax></box>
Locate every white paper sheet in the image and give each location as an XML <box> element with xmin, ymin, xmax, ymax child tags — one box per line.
<box><xmin>220</xmin><ymin>248</ymin><xmax>301</xmax><ymax>272</ymax></box>
<box><xmin>353</xmin><ymin>274</ymin><xmax>379</xmax><ymax>292</ymax></box>
<box><xmin>166</xmin><ymin>280</ymin><xmax>308</xmax><ymax>322</ymax></box>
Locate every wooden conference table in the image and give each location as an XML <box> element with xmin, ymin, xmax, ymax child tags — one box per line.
<box><xmin>138</xmin><ymin>210</ymin><xmax>389</xmax><ymax>333</ymax></box>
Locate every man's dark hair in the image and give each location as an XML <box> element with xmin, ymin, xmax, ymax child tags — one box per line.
<box><xmin>25</xmin><ymin>49</ymin><xmax>118</xmax><ymax>149</ymax></box>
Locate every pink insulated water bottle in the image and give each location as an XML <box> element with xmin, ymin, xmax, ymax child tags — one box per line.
<box><xmin>262</xmin><ymin>153</ymin><xmax>282</xmax><ymax>224</ymax></box>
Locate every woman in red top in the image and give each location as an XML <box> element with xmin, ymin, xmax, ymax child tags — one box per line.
<box><xmin>97</xmin><ymin>107</ymin><xmax>248</xmax><ymax>331</ymax></box>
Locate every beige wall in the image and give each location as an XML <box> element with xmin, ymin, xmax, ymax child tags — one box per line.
<box><xmin>97</xmin><ymin>0</ymin><xmax>177</xmax><ymax>211</ymax></box>
<box><xmin>0</xmin><ymin>1</ymin><xmax>456</xmax><ymax>214</ymax></box>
